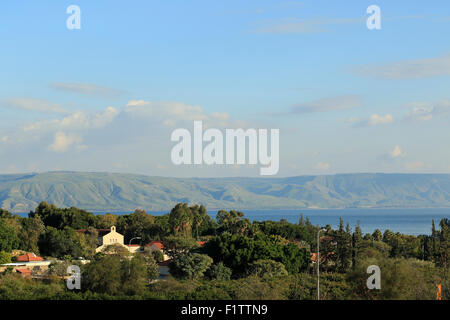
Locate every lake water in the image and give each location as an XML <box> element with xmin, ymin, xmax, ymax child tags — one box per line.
<box><xmin>240</xmin><ymin>208</ymin><xmax>449</xmax><ymax>236</ymax></box>
<box><xmin>18</xmin><ymin>208</ymin><xmax>449</xmax><ymax>236</ymax></box>
<box><xmin>97</xmin><ymin>208</ymin><xmax>450</xmax><ymax>236</ymax></box>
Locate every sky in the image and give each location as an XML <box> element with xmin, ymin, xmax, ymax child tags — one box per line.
<box><xmin>0</xmin><ymin>0</ymin><xmax>450</xmax><ymax>177</ymax></box>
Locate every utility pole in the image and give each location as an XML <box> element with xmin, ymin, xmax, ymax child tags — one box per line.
<box><xmin>317</xmin><ymin>227</ymin><xmax>326</xmax><ymax>300</ymax></box>
<box><xmin>128</xmin><ymin>236</ymin><xmax>141</xmax><ymax>275</ymax></box>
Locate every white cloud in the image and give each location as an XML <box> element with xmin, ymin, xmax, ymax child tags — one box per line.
<box><xmin>315</xmin><ymin>162</ymin><xmax>331</xmax><ymax>171</ymax></box>
<box><xmin>405</xmin><ymin>105</ymin><xmax>434</xmax><ymax>121</ymax></box>
<box><xmin>352</xmin><ymin>54</ymin><xmax>450</xmax><ymax>80</ymax></box>
<box><xmin>23</xmin><ymin>106</ymin><xmax>119</xmax><ymax>132</ymax></box>
<box><xmin>255</xmin><ymin>17</ymin><xmax>362</xmax><ymax>34</ymax></box>
<box><xmin>350</xmin><ymin>114</ymin><xmax>395</xmax><ymax>127</ymax></box>
<box><xmin>125</xmin><ymin>100</ymin><xmax>239</xmax><ymax>128</ymax></box>
<box><xmin>2</xmin><ymin>98</ymin><xmax>67</xmax><ymax>114</ymax></box>
<box><xmin>91</xmin><ymin>106</ymin><xmax>120</xmax><ymax>128</ymax></box>
<box><xmin>404</xmin><ymin>100</ymin><xmax>450</xmax><ymax>122</ymax></box>
<box><xmin>405</xmin><ymin>161</ymin><xmax>426</xmax><ymax>171</ymax></box>
<box><xmin>50</xmin><ymin>82</ymin><xmax>125</xmax><ymax>97</ymax></box>
<box><xmin>390</xmin><ymin>145</ymin><xmax>405</xmax><ymax>158</ymax></box>
<box><xmin>126</xmin><ymin>100</ymin><xmax>206</xmax><ymax>120</ymax></box>
<box><xmin>211</xmin><ymin>112</ymin><xmax>230</xmax><ymax>120</ymax></box>
<box><xmin>6</xmin><ymin>164</ymin><xmax>18</xmax><ymax>174</ymax></box>
<box><xmin>369</xmin><ymin>114</ymin><xmax>395</xmax><ymax>126</ymax></box>
<box><xmin>345</xmin><ymin>117</ymin><xmax>361</xmax><ymax>124</ymax></box>
<box><xmin>48</xmin><ymin>132</ymin><xmax>82</xmax><ymax>152</ymax></box>
<box><xmin>287</xmin><ymin>95</ymin><xmax>362</xmax><ymax>114</ymax></box>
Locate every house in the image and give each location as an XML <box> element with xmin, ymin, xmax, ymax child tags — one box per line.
<box><xmin>16</xmin><ymin>253</ymin><xmax>44</xmax><ymax>262</ymax></box>
<box><xmin>77</xmin><ymin>226</ymin><xmax>141</xmax><ymax>254</ymax></box>
<box><xmin>95</xmin><ymin>226</ymin><xmax>126</xmax><ymax>253</ymax></box>
<box><xmin>146</xmin><ymin>240</ymin><xmax>164</xmax><ymax>251</ymax></box>
<box><xmin>145</xmin><ymin>241</ymin><xmax>170</xmax><ymax>261</ymax></box>
<box><xmin>0</xmin><ymin>252</ymin><xmax>54</xmax><ymax>275</ymax></box>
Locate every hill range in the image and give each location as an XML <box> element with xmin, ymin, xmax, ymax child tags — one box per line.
<box><xmin>1</xmin><ymin>172</ymin><xmax>450</xmax><ymax>212</ymax></box>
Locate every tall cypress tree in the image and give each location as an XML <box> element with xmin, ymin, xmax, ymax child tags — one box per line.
<box><xmin>336</xmin><ymin>218</ymin><xmax>352</xmax><ymax>272</ymax></box>
<box><xmin>431</xmin><ymin>219</ymin><xmax>438</xmax><ymax>262</ymax></box>
<box><xmin>352</xmin><ymin>220</ymin><xmax>363</xmax><ymax>268</ymax></box>
<box><xmin>437</xmin><ymin>218</ymin><xmax>449</xmax><ymax>270</ymax></box>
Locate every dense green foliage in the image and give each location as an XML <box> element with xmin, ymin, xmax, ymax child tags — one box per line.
<box><xmin>0</xmin><ymin>219</ymin><xmax>19</xmax><ymax>252</ymax></box>
<box><xmin>204</xmin><ymin>232</ymin><xmax>310</xmax><ymax>276</ymax></box>
<box><xmin>169</xmin><ymin>253</ymin><xmax>213</xmax><ymax>280</ymax></box>
<box><xmin>0</xmin><ymin>202</ymin><xmax>448</xmax><ymax>300</ymax></box>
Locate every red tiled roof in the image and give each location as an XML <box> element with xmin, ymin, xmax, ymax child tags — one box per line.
<box><xmin>146</xmin><ymin>241</ymin><xmax>164</xmax><ymax>249</ymax></box>
<box><xmin>196</xmin><ymin>241</ymin><xmax>206</xmax><ymax>247</ymax></box>
<box><xmin>16</xmin><ymin>253</ymin><xmax>44</xmax><ymax>262</ymax></box>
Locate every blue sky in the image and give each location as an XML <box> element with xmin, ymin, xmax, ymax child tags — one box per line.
<box><xmin>1</xmin><ymin>0</ymin><xmax>450</xmax><ymax>177</ymax></box>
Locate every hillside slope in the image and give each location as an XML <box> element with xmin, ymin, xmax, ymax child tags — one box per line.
<box><xmin>1</xmin><ymin>172</ymin><xmax>450</xmax><ymax>212</ymax></box>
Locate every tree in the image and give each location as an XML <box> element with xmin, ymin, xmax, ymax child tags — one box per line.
<box><xmin>169</xmin><ymin>253</ymin><xmax>213</xmax><ymax>280</ymax></box>
<box><xmin>205</xmin><ymin>232</ymin><xmax>310</xmax><ymax>276</ymax></box>
<box><xmin>206</xmin><ymin>262</ymin><xmax>232</xmax><ymax>281</ymax></box>
<box><xmin>116</xmin><ymin>209</ymin><xmax>155</xmax><ymax>243</ymax></box>
<box><xmin>168</xmin><ymin>203</ymin><xmax>194</xmax><ymax>237</ymax></box>
<box><xmin>81</xmin><ymin>227</ymin><xmax>99</xmax><ymax>258</ymax></box>
<box><xmin>163</xmin><ymin>234</ymin><xmax>197</xmax><ymax>258</ymax></box>
<box><xmin>216</xmin><ymin>210</ymin><xmax>251</xmax><ymax>234</ymax></box>
<box><xmin>336</xmin><ymin>218</ymin><xmax>352</xmax><ymax>272</ymax></box>
<box><xmin>121</xmin><ymin>255</ymin><xmax>151</xmax><ymax>295</ymax></box>
<box><xmin>96</xmin><ymin>213</ymin><xmax>118</xmax><ymax>229</ymax></box>
<box><xmin>372</xmin><ymin>229</ymin><xmax>383</xmax><ymax>242</ymax></box>
<box><xmin>0</xmin><ymin>209</ymin><xmax>12</xmax><ymax>219</ymax></box>
<box><xmin>82</xmin><ymin>254</ymin><xmax>122</xmax><ymax>295</ymax></box>
<box><xmin>30</xmin><ymin>202</ymin><xmax>96</xmax><ymax>230</ymax></box>
<box><xmin>437</xmin><ymin>218</ymin><xmax>449</xmax><ymax>270</ymax></box>
<box><xmin>48</xmin><ymin>260</ymin><xmax>72</xmax><ymax>277</ymax></box>
<box><xmin>0</xmin><ymin>219</ymin><xmax>19</xmax><ymax>252</ymax></box>
<box><xmin>431</xmin><ymin>219</ymin><xmax>439</xmax><ymax>261</ymax></box>
<box><xmin>102</xmin><ymin>243</ymin><xmax>130</xmax><ymax>257</ymax></box>
<box><xmin>150</xmin><ymin>249</ymin><xmax>164</xmax><ymax>263</ymax></box>
<box><xmin>248</xmin><ymin>259</ymin><xmax>288</xmax><ymax>278</ymax></box>
<box><xmin>279</xmin><ymin>243</ymin><xmax>310</xmax><ymax>274</ymax></box>
<box><xmin>141</xmin><ymin>251</ymin><xmax>159</xmax><ymax>280</ymax></box>
<box><xmin>38</xmin><ymin>226</ymin><xmax>86</xmax><ymax>258</ymax></box>
<box><xmin>190</xmin><ymin>204</ymin><xmax>210</xmax><ymax>239</ymax></box>
<box><xmin>0</xmin><ymin>251</ymin><xmax>11</xmax><ymax>264</ymax></box>
<box><xmin>347</xmin><ymin>256</ymin><xmax>445</xmax><ymax>300</ymax></box>
<box><xmin>352</xmin><ymin>220</ymin><xmax>363</xmax><ymax>268</ymax></box>
<box><xmin>19</xmin><ymin>215</ymin><xmax>45</xmax><ymax>254</ymax></box>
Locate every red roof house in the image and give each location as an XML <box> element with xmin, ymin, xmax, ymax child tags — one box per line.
<box><xmin>16</xmin><ymin>253</ymin><xmax>44</xmax><ymax>262</ymax></box>
<box><xmin>146</xmin><ymin>241</ymin><xmax>164</xmax><ymax>250</ymax></box>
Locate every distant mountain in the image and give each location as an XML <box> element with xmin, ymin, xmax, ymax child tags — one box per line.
<box><xmin>1</xmin><ymin>172</ymin><xmax>450</xmax><ymax>212</ymax></box>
